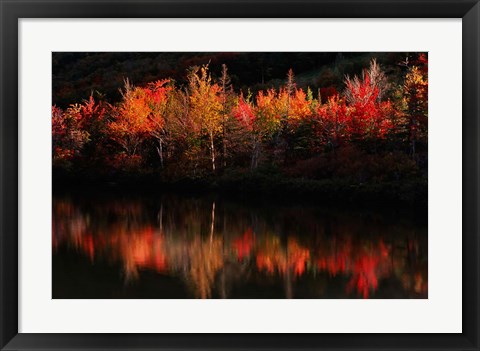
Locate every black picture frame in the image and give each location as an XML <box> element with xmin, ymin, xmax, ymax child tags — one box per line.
<box><xmin>1</xmin><ymin>0</ymin><xmax>479</xmax><ymax>350</ymax></box>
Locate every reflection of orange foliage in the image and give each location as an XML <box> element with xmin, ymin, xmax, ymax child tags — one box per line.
<box><xmin>53</xmin><ymin>199</ymin><xmax>168</xmax><ymax>281</ymax></box>
<box><xmin>289</xmin><ymin>240</ymin><xmax>310</xmax><ymax>276</ymax></box>
<box><xmin>187</xmin><ymin>237</ymin><xmax>224</xmax><ymax>298</ymax></box>
<box><xmin>414</xmin><ymin>272</ymin><xmax>428</xmax><ymax>295</ymax></box>
<box><xmin>256</xmin><ymin>237</ymin><xmax>285</xmax><ymax>274</ymax></box>
<box><xmin>53</xmin><ymin>197</ymin><xmax>427</xmax><ymax>299</ymax></box>
<box><xmin>256</xmin><ymin>238</ymin><xmax>309</xmax><ymax>277</ymax></box>
<box><xmin>122</xmin><ymin>227</ymin><xmax>168</xmax><ymax>279</ymax></box>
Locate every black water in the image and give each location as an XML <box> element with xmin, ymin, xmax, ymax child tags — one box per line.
<box><xmin>52</xmin><ymin>192</ymin><xmax>427</xmax><ymax>299</ymax></box>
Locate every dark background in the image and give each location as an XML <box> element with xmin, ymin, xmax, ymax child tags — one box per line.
<box><xmin>52</xmin><ymin>52</ymin><xmax>410</xmax><ymax>107</ymax></box>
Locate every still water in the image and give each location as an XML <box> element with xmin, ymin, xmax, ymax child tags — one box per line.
<box><xmin>52</xmin><ymin>192</ymin><xmax>427</xmax><ymax>299</ymax></box>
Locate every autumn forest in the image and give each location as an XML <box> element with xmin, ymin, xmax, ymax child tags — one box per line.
<box><xmin>52</xmin><ymin>53</ymin><xmax>428</xmax><ymax>299</ymax></box>
<box><xmin>52</xmin><ymin>52</ymin><xmax>427</xmax><ymax>205</ymax></box>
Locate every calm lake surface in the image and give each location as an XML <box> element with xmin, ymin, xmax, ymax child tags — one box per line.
<box><xmin>52</xmin><ymin>191</ymin><xmax>427</xmax><ymax>299</ymax></box>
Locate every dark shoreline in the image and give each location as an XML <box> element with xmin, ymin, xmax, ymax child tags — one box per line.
<box><xmin>53</xmin><ymin>170</ymin><xmax>427</xmax><ymax>211</ymax></box>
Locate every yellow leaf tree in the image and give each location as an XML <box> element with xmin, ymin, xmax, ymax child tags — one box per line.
<box><xmin>188</xmin><ymin>65</ymin><xmax>222</xmax><ymax>172</ymax></box>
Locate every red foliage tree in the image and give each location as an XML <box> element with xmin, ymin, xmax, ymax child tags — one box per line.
<box><xmin>315</xmin><ymin>94</ymin><xmax>349</xmax><ymax>149</ymax></box>
<box><xmin>345</xmin><ymin>72</ymin><xmax>394</xmax><ymax>141</ymax></box>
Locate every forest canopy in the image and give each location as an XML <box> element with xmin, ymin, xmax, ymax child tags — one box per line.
<box><xmin>52</xmin><ymin>52</ymin><xmax>427</xmax><ymax>203</ymax></box>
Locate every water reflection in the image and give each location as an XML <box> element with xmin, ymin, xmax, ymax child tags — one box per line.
<box><xmin>52</xmin><ymin>193</ymin><xmax>427</xmax><ymax>299</ymax></box>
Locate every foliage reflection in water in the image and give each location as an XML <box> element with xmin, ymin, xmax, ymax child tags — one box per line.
<box><xmin>52</xmin><ymin>193</ymin><xmax>427</xmax><ymax>299</ymax></box>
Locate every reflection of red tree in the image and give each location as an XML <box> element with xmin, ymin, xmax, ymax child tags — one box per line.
<box><xmin>232</xmin><ymin>228</ymin><xmax>254</xmax><ymax>261</ymax></box>
<box><xmin>316</xmin><ymin>238</ymin><xmax>391</xmax><ymax>298</ymax></box>
<box><xmin>53</xmin><ymin>200</ymin><xmax>426</xmax><ymax>298</ymax></box>
<box><xmin>84</xmin><ymin>233</ymin><xmax>95</xmax><ymax>261</ymax></box>
<box><xmin>347</xmin><ymin>255</ymin><xmax>379</xmax><ymax>298</ymax></box>
<box><xmin>317</xmin><ymin>237</ymin><xmax>352</xmax><ymax>277</ymax></box>
<box><xmin>346</xmin><ymin>240</ymin><xmax>390</xmax><ymax>298</ymax></box>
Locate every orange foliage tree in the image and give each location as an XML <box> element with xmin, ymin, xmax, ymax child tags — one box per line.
<box><xmin>108</xmin><ymin>79</ymin><xmax>154</xmax><ymax>167</ymax></box>
<box><xmin>144</xmin><ymin>79</ymin><xmax>172</xmax><ymax>168</ymax></box>
<box><xmin>52</xmin><ymin>56</ymin><xmax>427</xmax><ymax>178</ymax></box>
<box><xmin>403</xmin><ymin>57</ymin><xmax>428</xmax><ymax>157</ymax></box>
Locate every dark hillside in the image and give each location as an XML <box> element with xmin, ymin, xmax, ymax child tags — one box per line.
<box><xmin>53</xmin><ymin>52</ymin><xmax>407</xmax><ymax>107</ymax></box>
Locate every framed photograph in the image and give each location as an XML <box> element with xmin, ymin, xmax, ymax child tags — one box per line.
<box><xmin>1</xmin><ymin>0</ymin><xmax>479</xmax><ymax>350</ymax></box>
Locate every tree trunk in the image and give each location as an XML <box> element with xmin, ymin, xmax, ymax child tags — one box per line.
<box><xmin>411</xmin><ymin>117</ymin><xmax>417</xmax><ymax>159</ymax></box>
<box><xmin>223</xmin><ymin>135</ymin><xmax>227</xmax><ymax>168</ymax></box>
<box><xmin>210</xmin><ymin>201</ymin><xmax>215</xmax><ymax>242</ymax></box>
<box><xmin>210</xmin><ymin>133</ymin><xmax>216</xmax><ymax>172</ymax></box>
<box><xmin>156</xmin><ymin>138</ymin><xmax>164</xmax><ymax>169</ymax></box>
<box><xmin>251</xmin><ymin>135</ymin><xmax>259</xmax><ymax>170</ymax></box>
<box><xmin>158</xmin><ymin>202</ymin><xmax>163</xmax><ymax>232</ymax></box>
<box><xmin>285</xmin><ymin>245</ymin><xmax>293</xmax><ymax>299</ymax></box>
